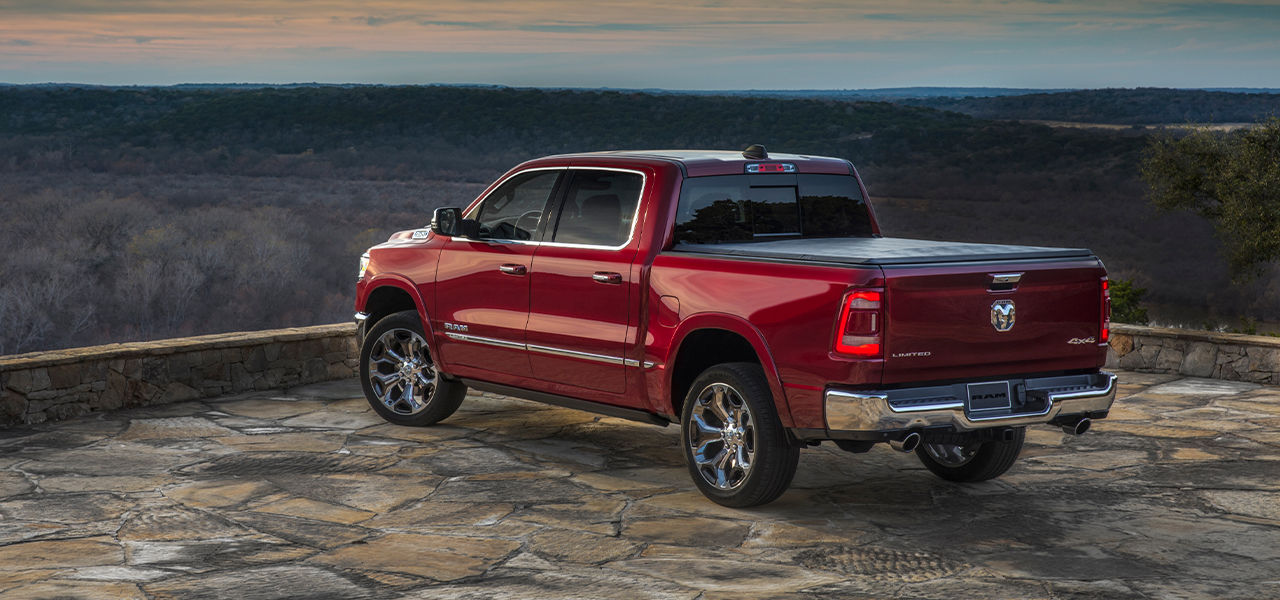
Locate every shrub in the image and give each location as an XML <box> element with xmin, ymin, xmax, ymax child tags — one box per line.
<box><xmin>1110</xmin><ymin>278</ymin><xmax>1150</xmax><ymax>325</ymax></box>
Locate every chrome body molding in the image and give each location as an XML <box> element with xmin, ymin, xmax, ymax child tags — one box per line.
<box><xmin>527</xmin><ymin>343</ymin><xmax>627</xmax><ymax>366</ymax></box>
<box><xmin>354</xmin><ymin>312</ymin><xmax>370</xmax><ymax>323</ymax></box>
<box><xmin>824</xmin><ymin>372</ymin><xmax>1117</xmax><ymax>433</ymax></box>
<box><xmin>445</xmin><ymin>332</ymin><xmax>654</xmax><ymax>369</ymax></box>
<box><xmin>443</xmin><ymin>332</ymin><xmax>526</xmax><ymax>351</ymax></box>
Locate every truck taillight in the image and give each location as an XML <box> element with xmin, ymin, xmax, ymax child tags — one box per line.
<box><xmin>1101</xmin><ymin>278</ymin><xmax>1111</xmax><ymax>343</ymax></box>
<box><xmin>835</xmin><ymin>289</ymin><xmax>883</xmax><ymax>357</ymax></box>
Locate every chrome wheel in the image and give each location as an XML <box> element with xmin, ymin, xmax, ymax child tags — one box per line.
<box><xmin>921</xmin><ymin>442</ymin><xmax>979</xmax><ymax>467</ymax></box>
<box><xmin>366</xmin><ymin>328</ymin><xmax>437</xmax><ymax>415</ymax></box>
<box><xmin>687</xmin><ymin>382</ymin><xmax>757</xmax><ymax>491</ymax></box>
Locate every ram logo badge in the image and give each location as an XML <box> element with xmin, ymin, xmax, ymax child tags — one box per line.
<box><xmin>443</xmin><ymin>322</ymin><xmax>468</xmax><ymax>332</ymax></box>
<box><xmin>990</xmin><ymin>300</ymin><xmax>1016</xmax><ymax>332</ymax></box>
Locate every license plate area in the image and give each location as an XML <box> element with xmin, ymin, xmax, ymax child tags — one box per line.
<box><xmin>966</xmin><ymin>381</ymin><xmax>1012</xmax><ymax>413</ymax></box>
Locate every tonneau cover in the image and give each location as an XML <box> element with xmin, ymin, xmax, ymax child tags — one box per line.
<box><xmin>671</xmin><ymin>237</ymin><xmax>1093</xmax><ymax>265</ymax></box>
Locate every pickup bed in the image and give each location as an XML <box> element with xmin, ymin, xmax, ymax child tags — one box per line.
<box><xmin>354</xmin><ymin>147</ymin><xmax>1116</xmax><ymax>507</ymax></box>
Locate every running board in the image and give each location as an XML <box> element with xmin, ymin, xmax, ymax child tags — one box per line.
<box><xmin>460</xmin><ymin>379</ymin><xmax>670</xmax><ymax>427</ymax></box>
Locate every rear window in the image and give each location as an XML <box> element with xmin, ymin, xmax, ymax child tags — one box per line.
<box><xmin>674</xmin><ymin>174</ymin><xmax>873</xmax><ymax>244</ymax></box>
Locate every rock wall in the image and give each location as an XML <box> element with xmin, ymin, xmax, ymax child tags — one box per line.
<box><xmin>1107</xmin><ymin>323</ymin><xmax>1280</xmax><ymax>384</ymax></box>
<box><xmin>0</xmin><ymin>324</ymin><xmax>358</xmax><ymax>427</ymax></box>
<box><xmin>4</xmin><ymin>321</ymin><xmax>1279</xmax><ymax>427</ymax></box>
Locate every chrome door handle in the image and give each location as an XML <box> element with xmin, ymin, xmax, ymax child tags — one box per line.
<box><xmin>499</xmin><ymin>264</ymin><xmax>527</xmax><ymax>276</ymax></box>
<box><xmin>592</xmin><ymin>272</ymin><xmax>623</xmax><ymax>284</ymax></box>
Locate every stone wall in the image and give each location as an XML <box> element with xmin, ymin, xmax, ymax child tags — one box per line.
<box><xmin>4</xmin><ymin>320</ymin><xmax>1279</xmax><ymax>427</ymax></box>
<box><xmin>0</xmin><ymin>324</ymin><xmax>358</xmax><ymax>427</ymax></box>
<box><xmin>1107</xmin><ymin>323</ymin><xmax>1280</xmax><ymax>384</ymax></box>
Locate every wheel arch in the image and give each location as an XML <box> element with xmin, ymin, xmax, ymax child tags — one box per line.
<box><xmin>665</xmin><ymin>314</ymin><xmax>793</xmax><ymax>428</ymax></box>
<box><xmin>358</xmin><ymin>275</ymin><xmax>447</xmax><ymax>372</ymax></box>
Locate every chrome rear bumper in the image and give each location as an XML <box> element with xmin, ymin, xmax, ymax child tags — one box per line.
<box><xmin>825</xmin><ymin>372</ymin><xmax>1117</xmax><ymax>433</ymax></box>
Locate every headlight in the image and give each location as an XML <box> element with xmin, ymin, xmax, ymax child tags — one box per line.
<box><xmin>358</xmin><ymin>253</ymin><xmax>371</xmax><ymax>279</ymax></box>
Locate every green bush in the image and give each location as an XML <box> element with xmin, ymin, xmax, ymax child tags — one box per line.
<box><xmin>1109</xmin><ymin>278</ymin><xmax>1149</xmax><ymax>325</ymax></box>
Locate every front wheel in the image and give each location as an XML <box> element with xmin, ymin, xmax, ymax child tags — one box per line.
<box><xmin>360</xmin><ymin>310</ymin><xmax>466</xmax><ymax>426</ymax></box>
<box><xmin>681</xmin><ymin>362</ymin><xmax>799</xmax><ymax>507</ymax></box>
<box><xmin>914</xmin><ymin>427</ymin><xmax>1025</xmax><ymax>482</ymax></box>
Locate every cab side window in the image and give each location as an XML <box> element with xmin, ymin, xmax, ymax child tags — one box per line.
<box><xmin>551</xmin><ymin>170</ymin><xmax>643</xmax><ymax>247</ymax></box>
<box><xmin>473</xmin><ymin>171</ymin><xmax>561</xmax><ymax>240</ymax></box>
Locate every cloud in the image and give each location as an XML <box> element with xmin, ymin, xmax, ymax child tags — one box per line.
<box><xmin>1</xmin><ymin>0</ymin><xmax>1277</xmax><ymax>87</ymax></box>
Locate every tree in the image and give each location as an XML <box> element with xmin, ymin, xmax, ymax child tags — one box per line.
<box><xmin>1108</xmin><ymin>279</ymin><xmax>1149</xmax><ymax>325</ymax></box>
<box><xmin>1141</xmin><ymin>117</ymin><xmax>1280</xmax><ymax>280</ymax></box>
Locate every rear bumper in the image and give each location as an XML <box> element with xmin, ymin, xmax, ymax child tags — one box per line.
<box><xmin>824</xmin><ymin>371</ymin><xmax>1116</xmax><ymax>434</ymax></box>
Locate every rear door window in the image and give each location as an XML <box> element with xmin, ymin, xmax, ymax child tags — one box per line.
<box><xmin>550</xmin><ymin>170</ymin><xmax>644</xmax><ymax>247</ymax></box>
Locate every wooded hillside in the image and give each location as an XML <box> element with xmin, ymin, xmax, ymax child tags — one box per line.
<box><xmin>897</xmin><ymin>87</ymin><xmax>1280</xmax><ymax>125</ymax></box>
<box><xmin>1</xmin><ymin>85</ymin><xmax>1272</xmax><ymax>353</ymax></box>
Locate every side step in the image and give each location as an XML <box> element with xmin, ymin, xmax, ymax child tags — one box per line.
<box><xmin>460</xmin><ymin>379</ymin><xmax>670</xmax><ymax>427</ymax></box>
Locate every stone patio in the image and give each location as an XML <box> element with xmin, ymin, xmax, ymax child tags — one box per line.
<box><xmin>1</xmin><ymin>370</ymin><xmax>1278</xmax><ymax>599</ymax></box>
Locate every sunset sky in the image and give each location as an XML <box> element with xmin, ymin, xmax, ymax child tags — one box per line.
<box><xmin>2</xmin><ymin>1</ymin><xmax>1278</xmax><ymax>89</ymax></box>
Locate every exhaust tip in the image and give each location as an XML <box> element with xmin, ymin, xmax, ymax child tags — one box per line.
<box><xmin>1062</xmin><ymin>418</ymin><xmax>1091</xmax><ymax>436</ymax></box>
<box><xmin>889</xmin><ymin>431</ymin><xmax>921</xmax><ymax>453</ymax></box>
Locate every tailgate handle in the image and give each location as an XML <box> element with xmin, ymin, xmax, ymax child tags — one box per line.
<box><xmin>989</xmin><ymin>272</ymin><xmax>1023</xmax><ymax>291</ymax></box>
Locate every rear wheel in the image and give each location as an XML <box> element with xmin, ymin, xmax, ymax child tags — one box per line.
<box><xmin>360</xmin><ymin>310</ymin><xmax>466</xmax><ymax>426</ymax></box>
<box><xmin>914</xmin><ymin>427</ymin><xmax>1025</xmax><ymax>482</ymax></box>
<box><xmin>681</xmin><ymin>362</ymin><xmax>799</xmax><ymax>507</ymax></box>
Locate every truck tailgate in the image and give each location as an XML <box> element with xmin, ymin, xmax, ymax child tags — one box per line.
<box><xmin>882</xmin><ymin>258</ymin><xmax>1106</xmax><ymax>385</ymax></box>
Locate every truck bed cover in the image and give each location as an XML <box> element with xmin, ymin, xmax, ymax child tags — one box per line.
<box><xmin>671</xmin><ymin>237</ymin><xmax>1094</xmax><ymax>266</ymax></box>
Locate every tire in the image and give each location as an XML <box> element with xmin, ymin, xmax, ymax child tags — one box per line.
<box><xmin>914</xmin><ymin>427</ymin><xmax>1025</xmax><ymax>482</ymax></box>
<box><xmin>680</xmin><ymin>362</ymin><xmax>799</xmax><ymax>507</ymax></box>
<box><xmin>359</xmin><ymin>310</ymin><xmax>466</xmax><ymax>427</ymax></box>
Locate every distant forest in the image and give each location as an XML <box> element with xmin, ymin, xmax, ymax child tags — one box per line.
<box><xmin>898</xmin><ymin>87</ymin><xmax>1280</xmax><ymax>125</ymax></box>
<box><xmin>1</xmin><ymin>85</ymin><xmax>1276</xmax><ymax>354</ymax></box>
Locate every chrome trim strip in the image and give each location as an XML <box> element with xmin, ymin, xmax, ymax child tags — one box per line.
<box><xmin>445</xmin><ymin>332</ymin><xmax>648</xmax><ymax>368</ymax></box>
<box><xmin>527</xmin><ymin>343</ymin><xmax>626</xmax><ymax>366</ymax></box>
<box><xmin>455</xmin><ymin>166</ymin><xmax>649</xmax><ymax>251</ymax></box>
<box><xmin>443</xmin><ymin>332</ymin><xmax>526</xmax><ymax>351</ymax></box>
<box><xmin>828</xmin><ymin>391</ymin><xmax>888</xmax><ymax>402</ymax></box>
<box><xmin>892</xmin><ymin>400</ymin><xmax>966</xmax><ymax>413</ymax></box>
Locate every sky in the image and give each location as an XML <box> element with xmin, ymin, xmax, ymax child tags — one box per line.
<box><xmin>1</xmin><ymin>1</ymin><xmax>1278</xmax><ymax>89</ymax></box>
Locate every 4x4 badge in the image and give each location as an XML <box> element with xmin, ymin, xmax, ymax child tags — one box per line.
<box><xmin>991</xmin><ymin>300</ymin><xmax>1015</xmax><ymax>332</ymax></box>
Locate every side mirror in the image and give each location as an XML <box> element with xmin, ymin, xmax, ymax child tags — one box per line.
<box><xmin>431</xmin><ymin>207</ymin><xmax>462</xmax><ymax>236</ymax></box>
<box><xmin>431</xmin><ymin>207</ymin><xmax>482</xmax><ymax>238</ymax></box>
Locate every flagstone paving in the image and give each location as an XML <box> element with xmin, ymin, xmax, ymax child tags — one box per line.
<box><xmin>1</xmin><ymin>370</ymin><xmax>1278</xmax><ymax>599</ymax></box>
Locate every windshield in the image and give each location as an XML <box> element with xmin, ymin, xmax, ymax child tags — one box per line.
<box><xmin>674</xmin><ymin>174</ymin><xmax>874</xmax><ymax>244</ymax></box>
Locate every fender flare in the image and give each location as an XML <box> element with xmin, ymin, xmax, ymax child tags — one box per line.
<box><xmin>666</xmin><ymin>313</ymin><xmax>794</xmax><ymax>428</ymax></box>
<box><xmin>359</xmin><ymin>274</ymin><xmax>449</xmax><ymax>373</ymax></box>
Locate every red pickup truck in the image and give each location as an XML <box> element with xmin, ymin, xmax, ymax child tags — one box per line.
<box><xmin>353</xmin><ymin>147</ymin><xmax>1117</xmax><ymax>507</ymax></box>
